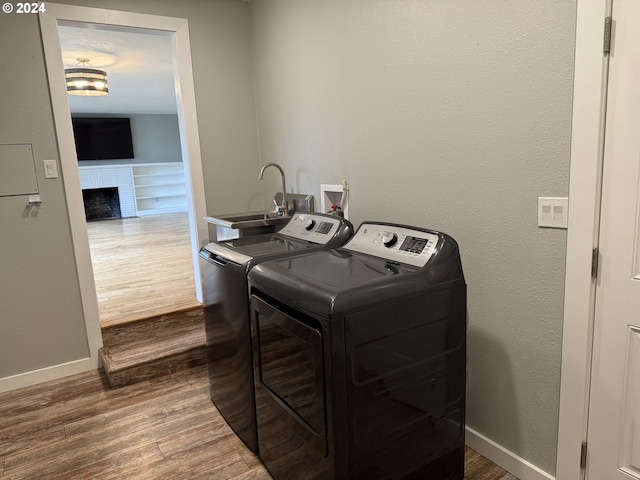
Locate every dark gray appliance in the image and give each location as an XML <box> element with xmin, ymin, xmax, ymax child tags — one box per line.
<box><xmin>247</xmin><ymin>222</ymin><xmax>466</xmax><ymax>479</ymax></box>
<box><xmin>198</xmin><ymin>213</ymin><xmax>354</xmax><ymax>454</ymax></box>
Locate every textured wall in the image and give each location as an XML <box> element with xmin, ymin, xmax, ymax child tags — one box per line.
<box><xmin>0</xmin><ymin>0</ymin><xmax>261</xmax><ymax>381</ymax></box>
<box><xmin>0</xmin><ymin>13</ymin><xmax>89</xmax><ymax>377</ymax></box>
<box><xmin>249</xmin><ymin>0</ymin><xmax>576</xmax><ymax>474</ymax></box>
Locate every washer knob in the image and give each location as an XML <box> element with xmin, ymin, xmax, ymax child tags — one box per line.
<box><xmin>304</xmin><ymin>219</ymin><xmax>316</xmax><ymax>231</ymax></box>
<box><xmin>381</xmin><ymin>232</ymin><xmax>398</xmax><ymax>247</ymax></box>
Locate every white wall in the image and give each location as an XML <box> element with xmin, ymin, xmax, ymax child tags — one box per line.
<box><xmin>249</xmin><ymin>0</ymin><xmax>576</xmax><ymax>475</ymax></box>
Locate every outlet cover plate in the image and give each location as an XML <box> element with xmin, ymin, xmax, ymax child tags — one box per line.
<box><xmin>538</xmin><ymin>197</ymin><xmax>569</xmax><ymax>229</ymax></box>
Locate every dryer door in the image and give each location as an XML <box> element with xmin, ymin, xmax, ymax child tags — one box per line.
<box><xmin>251</xmin><ymin>294</ymin><xmax>330</xmax><ymax>478</ymax></box>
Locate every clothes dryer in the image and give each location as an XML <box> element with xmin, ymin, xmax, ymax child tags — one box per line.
<box><xmin>248</xmin><ymin>222</ymin><xmax>466</xmax><ymax>479</ymax></box>
<box><xmin>198</xmin><ymin>213</ymin><xmax>353</xmax><ymax>454</ymax></box>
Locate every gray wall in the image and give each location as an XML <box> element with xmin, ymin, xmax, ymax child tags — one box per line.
<box><xmin>0</xmin><ymin>0</ymin><xmax>576</xmax><ymax>474</ymax></box>
<box><xmin>52</xmin><ymin>0</ymin><xmax>264</xmax><ymax>215</ymax></box>
<box><xmin>249</xmin><ymin>0</ymin><xmax>576</xmax><ymax>474</ymax></box>
<box><xmin>0</xmin><ymin>13</ymin><xmax>89</xmax><ymax>377</ymax></box>
<box><xmin>73</xmin><ymin>114</ymin><xmax>183</xmax><ymax>166</ymax></box>
<box><xmin>130</xmin><ymin>114</ymin><xmax>182</xmax><ymax>164</ymax></box>
<box><xmin>0</xmin><ymin>0</ymin><xmax>261</xmax><ymax>377</ymax></box>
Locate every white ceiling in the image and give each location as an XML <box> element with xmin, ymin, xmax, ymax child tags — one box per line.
<box><xmin>58</xmin><ymin>24</ymin><xmax>178</xmax><ymax>115</ymax></box>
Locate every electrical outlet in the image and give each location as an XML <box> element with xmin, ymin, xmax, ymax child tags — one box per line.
<box><xmin>538</xmin><ymin>197</ymin><xmax>568</xmax><ymax>229</ymax></box>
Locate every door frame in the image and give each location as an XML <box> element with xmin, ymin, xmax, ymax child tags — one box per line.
<box><xmin>556</xmin><ymin>0</ymin><xmax>611</xmax><ymax>478</ymax></box>
<box><xmin>40</xmin><ymin>3</ymin><xmax>208</xmax><ymax>368</ymax></box>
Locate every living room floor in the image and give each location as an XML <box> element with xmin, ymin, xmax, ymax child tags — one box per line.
<box><xmin>86</xmin><ymin>212</ymin><xmax>200</xmax><ymax>328</ymax></box>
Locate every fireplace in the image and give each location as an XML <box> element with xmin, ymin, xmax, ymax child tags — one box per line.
<box><xmin>82</xmin><ymin>187</ymin><xmax>122</xmax><ymax>221</ymax></box>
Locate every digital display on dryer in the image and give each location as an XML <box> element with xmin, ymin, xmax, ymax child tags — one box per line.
<box><xmin>399</xmin><ymin>236</ymin><xmax>428</xmax><ymax>254</ymax></box>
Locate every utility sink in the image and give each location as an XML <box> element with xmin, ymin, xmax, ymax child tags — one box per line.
<box><xmin>205</xmin><ymin>210</ymin><xmax>289</xmax><ymax>241</ymax></box>
<box><xmin>205</xmin><ymin>211</ymin><xmax>289</xmax><ymax>228</ymax></box>
<box><xmin>205</xmin><ymin>210</ymin><xmax>288</xmax><ymax>229</ymax></box>
<box><xmin>205</xmin><ymin>193</ymin><xmax>315</xmax><ymax>240</ymax></box>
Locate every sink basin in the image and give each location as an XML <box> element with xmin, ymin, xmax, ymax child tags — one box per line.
<box><xmin>205</xmin><ymin>210</ymin><xmax>289</xmax><ymax>229</ymax></box>
<box><xmin>205</xmin><ymin>194</ymin><xmax>315</xmax><ymax>240</ymax></box>
<box><xmin>205</xmin><ymin>210</ymin><xmax>290</xmax><ymax>240</ymax></box>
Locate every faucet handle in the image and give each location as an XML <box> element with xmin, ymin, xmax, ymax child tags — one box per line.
<box><xmin>273</xmin><ymin>199</ymin><xmax>284</xmax><ymax>216</ymax></box>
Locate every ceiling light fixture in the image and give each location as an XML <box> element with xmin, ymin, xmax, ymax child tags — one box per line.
<box><xmin>65</xmin><ymin>58</ymin><xmax>109</xmax><ymax>96</ymax></box>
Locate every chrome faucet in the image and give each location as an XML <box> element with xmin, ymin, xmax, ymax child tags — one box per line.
<box><xmin>258</xmin><ymin>162</ymin><xmax>288</xmax><ymax>216</ymax></box>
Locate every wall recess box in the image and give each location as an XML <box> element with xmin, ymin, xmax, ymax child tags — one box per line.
<box><xmin>538</xmin><ymin>197</ymin><xmax>569</xmax><ymax>229</ymax></box>
<box><xmin>320</xmin><ymin>183</ymin><xmax>349</xmax><ymax>220</ymax></box>
<box><xmin>0</xmin><ymin>144</ymin><xmax>39</xmax><ymax>197</ymax></box>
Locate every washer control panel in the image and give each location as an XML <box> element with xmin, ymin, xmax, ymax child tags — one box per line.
<box><xmin>344</xmin><ymin>223</ymin><xmax>440</xmax><ymax>267</ymax></box>
<box><xmin>279</xmin><ymin>213</ymin><xmax>346</xmax><ymax>244</ymax></box>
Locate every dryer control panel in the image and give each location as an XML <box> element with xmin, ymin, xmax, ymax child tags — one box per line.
<box><xmin>344</xmin><ymin>222</ymin><xmax>440</xmax><ymax>267</ymax></box>
<box><xmin>279</xmin><ymin>213</ymin><xmax>349</xmax><ymax>244</ymax></box>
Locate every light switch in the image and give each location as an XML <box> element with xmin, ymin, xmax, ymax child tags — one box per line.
<box><xmin>538</xmin><ymin>197</ymin><xmax>569</xmax><ymax>229</ymax></box>
<box><xmin>540</xmin><ymin>202</ymin><xmax>552</xmax><ymax>225</ymax></box>
<box><xmin>43</xmin><ymin>159</ymin><xmax>58</xmax><ymax>178</ymax></box>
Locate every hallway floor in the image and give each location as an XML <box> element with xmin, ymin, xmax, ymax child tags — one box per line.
<box><xmin>0</xmin><ymin>365</ymin><xmax>518</xmax><ymax>479</ymax></box>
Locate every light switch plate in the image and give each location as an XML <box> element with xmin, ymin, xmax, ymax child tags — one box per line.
<box><xmin>43</xmin><ymin>159</ymin><xmax>58</xmax><ymax>178</ymax></box>
<box><xmin>538</xmin><ymin>197</ymin><xmax>569</xmax><ymax>229</ymax></box>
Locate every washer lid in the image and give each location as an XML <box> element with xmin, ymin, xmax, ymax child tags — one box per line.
<box><xmin>248</xmin><ymin>224</ymin><xmax>464</xmax><ymax>318</ymax></box>
<box><xmin>249</xmin><ymin>249</ymin><xmax>431</xmax><ymax>317</ymax></box>
<box><xmin>203</xmin><ymin>236</ymin><xmax>311</xmax><ymax>265</ymax></box>
<box><xmin>264</xmin><ymin>249</ymin><xmax>413</xmax><ymax>289</ymax></box>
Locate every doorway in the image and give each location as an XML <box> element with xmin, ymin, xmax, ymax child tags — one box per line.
<box><xmin>557</xmin><ymin>0</ymin><xmax>639</xmax><ymax>477</ymax></box>
<box><xmin>40</xmin><ymin>4</ymin><xmax>208</xmax><ymax>367</ymax></box>
<box><xmin>581</xmin><ymin>0</ymin><xmax>640</xmax><ymax>476</ymax></box>
<box><xmin>57</xmin><ymin>22</ymin><xmax>199</xmax><ymax>327</ymax></box>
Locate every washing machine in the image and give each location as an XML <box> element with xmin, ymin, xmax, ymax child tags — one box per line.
<box><xmin>198</xmin><ymin>212</ymin><xmax>354</xmax><ymax>454</ymax></box>
<box><xmin>247</xmin><ymin>222</ymin><xmax>466</xmax><ymax>479</ymax></box>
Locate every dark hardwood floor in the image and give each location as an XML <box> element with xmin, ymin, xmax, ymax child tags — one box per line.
<box><xmin>0</xmin><ymin>366</ymin><xmax>517</xmax><ymax>479</ymax></box>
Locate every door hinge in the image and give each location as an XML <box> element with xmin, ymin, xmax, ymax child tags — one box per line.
<box><xmin>603</xmin><ymin>16</ymin><xmax>612</xmax><ymax>54</ymax></box>
<box><xmin>580</xmin><ymin>441</ymin><xmax>588</xmax><ymax>469</ymax></box>
<box><xmin>591</xmin><ymin>248</ymin><xmax>599</xmax><ymax>280</ymax></box>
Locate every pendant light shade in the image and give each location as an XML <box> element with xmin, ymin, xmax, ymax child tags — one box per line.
<box><xmin>65</xmin><ymin>58</ymin><xmax>109</xmax><ymax>96</ymax></box>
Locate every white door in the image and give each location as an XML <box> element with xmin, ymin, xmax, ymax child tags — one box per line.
<box><xmin>587</xmin><ymin>1</ymin><xmax>640</xmax><ymax>478</ymax></box>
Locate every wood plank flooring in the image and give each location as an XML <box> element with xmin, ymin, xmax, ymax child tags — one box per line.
<box><xmin>86</xmin><ymin>213</ymin><xmax>201</xmax><ymax>328</ymax></box>
<box><xmin>0</xmin><ymin>365</ymin><xmax>518</xmax><ymax>479</ymax></box>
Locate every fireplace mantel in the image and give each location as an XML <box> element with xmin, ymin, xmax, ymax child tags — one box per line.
<box><xmin>78</xmin><ymin>163</ymin><xmax>186</xmax><ymax>217</ymax></box>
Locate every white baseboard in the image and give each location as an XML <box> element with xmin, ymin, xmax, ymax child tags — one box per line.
<box><xmin>0</xmin><ymin>358</ymin><xmax>96</xmax><ymax>394</ymax></box>
<box><xmin>466</xmin><ymin>426</ymin><xmax>555</xmax><ymax>480</ymax></box>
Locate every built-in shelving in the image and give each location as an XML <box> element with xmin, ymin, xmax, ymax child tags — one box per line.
<box><xmin>131</xmin><ymin>163</ymin><xmax>187</xmax><ymax>216</ymax></box>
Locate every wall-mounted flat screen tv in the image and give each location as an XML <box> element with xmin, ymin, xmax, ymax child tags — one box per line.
<box><xmin>72</xmin><ymin>117</ymin><xmax>134</xmax><ymax>161</ymax></box>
